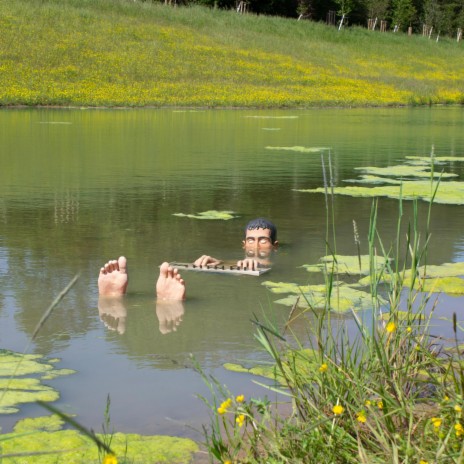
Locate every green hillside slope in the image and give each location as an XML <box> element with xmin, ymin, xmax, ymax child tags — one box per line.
<box><xmin>1</xmin><ymin>0</ymin><xmax>463</xmax><ymax>107</ymax></box>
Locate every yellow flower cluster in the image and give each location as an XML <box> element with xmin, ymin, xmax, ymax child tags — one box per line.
<box><xmin>217</xmin><ymin>398</ymin><xmax>232</xmax><ymax>415</ymax></box>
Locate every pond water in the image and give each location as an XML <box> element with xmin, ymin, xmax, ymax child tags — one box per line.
<box><xmin>1</xmin><ymin>107</ymin><xmax>464</xmax><ymax>441</ymax></box>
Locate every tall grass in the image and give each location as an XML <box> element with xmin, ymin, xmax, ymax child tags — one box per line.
<box><xmin>0</xmin><ymin>0</ymin><xmax>463</xmax><ymax>107</ymax></box>
<box><xmin>199</xmin><ymin>164</ymin><xmax>464</xmax><ymax>462</ymax></box>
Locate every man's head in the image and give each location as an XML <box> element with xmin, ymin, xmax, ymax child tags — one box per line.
<box><xmin>243</xmin><ymin>218</ymin><xmax>278</xmax><ymax>256</ymax></box>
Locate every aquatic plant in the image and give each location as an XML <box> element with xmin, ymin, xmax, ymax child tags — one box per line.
<box><xmin>1</xmin><ymin>414</ymin><xmax>199</xmax><ymax>463</ymax></box>
<box><xmin>200</xmin><ymin>161</ymin><xmax>464</xmax><ymax>462</ymax></box>
<box><xmin>296</xmin><ymin>153</ymin><xmax>464</xmax><ymax>205</ymax></box>
<box><xmin>173</xmin><ymin>210</ymin><xmax>238</xmax><ymax>220</ymax></box>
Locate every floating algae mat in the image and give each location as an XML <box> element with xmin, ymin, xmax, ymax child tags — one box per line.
<box><xmin>302</xmin><ymin>254</ymin><xmax>390</xmax><ymax>276</ymax></box>
<box><xmin>1</xmin><ymin>415</ymin><xmax>199</xmax><ymax>464</ymax></box>
<box><xmin>353</xmin><ymin>164</ymin><xmax>457</xmax><ymax>179</ymax></box>
<box><xmin>295</xmin><ymin>155</ymin><xmax>464</xmax><ymax>205</ymax></box>
<box><xmin>265</xmin><ymin>146</ymin><xmax>331</xmax><ymax>153</ymax></box>
<box><xmin>172</xmin><ymin>210</ymin><xmax>238</xmax><ymax>220</ymax></box>
<box><xmin>0</xmin><ymin>350</ymin><xmax>75</xmax><ymax>414</ymax></box>
<box><xmin>358</xmin><ymin>262</ymin><xmax>464</xmax><ymax>295</ymax></box>
<box><xmin>224</xmin><ymin>348</ymin><xmax>319</xmax><ymax>385</ymax></box>
<box><xmin>262</xmin><ymin>280</ymin><xmax>381</xmax><ymax>312</ymax></box>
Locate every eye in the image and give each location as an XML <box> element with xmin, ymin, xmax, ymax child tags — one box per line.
<box><xmin>259</xmin><ymin>237</ymin><xmax>271</xmax><ymax>244</ymax></box>
<box><xmin>246</xmin><ymin>237</ymin><xmax>255</xmax><ymax>244</ymax></box>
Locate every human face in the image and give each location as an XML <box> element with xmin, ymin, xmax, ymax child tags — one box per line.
<box><xmin>242</xmin><ymin>228</ymin><xmax>275</xmax><ymax>253</ymax></box>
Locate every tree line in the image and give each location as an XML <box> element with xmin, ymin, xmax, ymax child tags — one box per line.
<box><xmin>171</xmin><ymin>0</ymin><xmax>464</xmax><ymax>37</ymax></box>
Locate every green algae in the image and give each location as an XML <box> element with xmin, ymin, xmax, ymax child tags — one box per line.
<box><xmin>344</xmin><ymin>175</ymin><xmax>403</xmax><ymax>185</ymax></box>
<box><xmin>245</xmin><ymin>116</ymin><xmax>298</xmax><ymax>119</ymax></box>
<box><xmin>296</xmin><ymin>180</ymin><xmax>464</xmax><ymax>205</ymax></box>
<box><xmin>0</xmin><ymin>350</ymin><xmax>75</xmax><ymax>415</ymax></box>
<box><xmin>1</xmin><ymin>423</ymin><xmax>199</xmax><ymax>463</ymax></box>
<box><xmin>354</xmin><ymin>164</ymin><xmax>457</xmax><ymax>179</ymax></box>
<box><xmin>262</xmin><ymin>280</ymin><xmax>378</xmax><ymax>312</ymax></box>
<box><xmin>172</xmin><ymin>210</ymin><xmax>237</xmax><ymax>220</ymax></box>
<box><xmin>41</xmin><ymin>369</ymin><xmax>77</xmax><ymax>381</ymax></box>
<box><xmin>302</xmin><ymin>255</ymin><xmax>390</xmax><ymax>276</ymax></box>
<box><xmin>0</xmin><ymin>351</ymin><xmax>54</xmax><ymax>377</ymax></box>
<box><xmin>406</xmin><ymin>156</ymin><xmax>464</xmax><ymax>163</ymax></box>
<box><xmin>380</xmin><ymin>311</ymin><xmax>424</xmax><ymax>321</ymax></box>
<box><xmin>224</xmin><ymin>349</ymin><xmax>319</xmax><ymax>384</ymax></box>
<box><xmin>265</xmin><ymin>146</ymin><xmax>330</xmax><ymax>153</ymax></box>
<box><xmin>13</xmin><ymin>415</ymin><xmax>65</xmax><ymax>433</ymax></box>
<box><xmin>0</xmin><ymin>387</ymin><xmax>59</xmax><ymax>415</ymax></box>
<box><xmin>414</xmin><ymin>277</ymin><xmax>464</xmax><ymax>294</ymax></box>
<box><xmin>358</xmin><ymin>262</ymin><xmax>464</xmax><ymax>295</ymax></box>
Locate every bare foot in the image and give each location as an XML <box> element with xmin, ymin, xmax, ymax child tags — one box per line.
<box><xmin>98</xmin><ymin>256</ymin><xmax>128</xmax><ymax>297</ymax></box>
<box><xmin>156</xmin><ymin>262</ymin><xmax>186</xmax><ymax>300</ymax></box>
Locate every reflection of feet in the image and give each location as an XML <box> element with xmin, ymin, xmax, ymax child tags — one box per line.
<box><xmin>156</xmin><ymin>262</ymin><xmax>186</xmax><ymax>301</ymax></box>
<box><xmin>156</xmin><ymin>301</ymin><xmax>184</xmax><ymax>335</ymax></box>
<box><xmin>98</xmin><ymin>257</ymin><xmax>128</xmax><ymax>297</ymax></box>
<box><xmin>98</xmin><ymin>296</ymin><xmax>127</xmax><ymax>334</ymax></box>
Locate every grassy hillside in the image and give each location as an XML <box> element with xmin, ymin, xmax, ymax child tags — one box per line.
<box><xmin>1</xmin><ymin>0</ymin><xmax>463</xmax><ymax>107</ymax></box>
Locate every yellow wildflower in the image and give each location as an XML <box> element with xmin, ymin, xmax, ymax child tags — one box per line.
<box><xmin>455</xmin><ymin>405</ymin><xmax>462</xmax><ymax>413</ymax></box>
<box><xmin>386</xmin><ymin>321</ymin><xmax>396</xmax><ymax>333</ymax></box>
<box><xmin>103</xmin><ymin>455</ymin><xmax>118</xmax><ymax>464</ymax></box>
<box><xmin>443</xmin><ymin>396</ymin><xmax>450</xmax><ymax>403</ymax></box>
<box><xmin>319</xmin><ymin>363</ymin><xmax>328</xmax><ymax>373</ymax></box>
<box><xmin>419</xmin><ymin>460</ymin><xmax>428</xmax><ymax>464</ymax></box>
<box><xmin>407</xmin><ymin>326</ymin><xmax>412</xmax><ymax>333</ymax></box>
<box><xmin>217</xmin><ymin>398</ymin><xmax>232</xmax><ymax>415</ymax></box>
<box><xmin>455</xmin><ymin>423</ymin><xmax>464</xmax><ymax>437</ymax></box>
<box><xmin>365</xmin><ymin>399</ymin><xmax>372</xmax><ymax>407</ymax></box>
<box><xmin>224</xmin><ymin>461</ymin><xmax>232</xmax><ymax>464</ymax></box>
<box><xmin>356</xmin><ymin>411</ymin><xmax>367</xmax><ymax>423</ymax></box>
<box><xmin>332</xmin><ymin>404</ymin><xmax>344</xmax><ymax>415</ymax></box>
<box><xmin>431</xmin><ymin>417</ymin><xmax>442</xmax><ymax>428</ymax></box>
<box><xmin>377</xmin><ymin>400</ymin><xmax>384</xmax><ymax>410</ymax></box>
<box><xmin>236</xmin><ymin>414</ymin><xmax>246</xmax><ymax>427</ymax></box>
<box><xmin>235</xmin><ymin>394</ymin><xmax>245</xmax><ymax>403</ymax></box>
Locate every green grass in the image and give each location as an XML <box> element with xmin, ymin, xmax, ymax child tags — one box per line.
<box><xmin>1</xmin><ymin>0</ymin><xmax>463</xmax><ymax>107</ymax></box>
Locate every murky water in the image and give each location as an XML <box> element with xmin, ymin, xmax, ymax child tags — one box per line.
<box><xmin>1</xmin><ymin>107</ymin><xmax>464</xmax><ymax>439</ymax></box>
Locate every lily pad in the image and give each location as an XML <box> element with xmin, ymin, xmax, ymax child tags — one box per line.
<box><xmin>173</xmin><ymin>210</ymin><xmax>237</xmax><ymax>220</ymax></box>
<box><xmin>265</xmin><ymin>146</ymin><xmax>331</xmax><ymax>153</ymax></box>
<box><xmin>302</xmin><ymin>255</ymin><xmax>390</xmax><ymax>276</ymax></box>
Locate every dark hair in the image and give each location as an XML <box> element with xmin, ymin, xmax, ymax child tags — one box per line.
<box><xmin>245</xmin><ymin>218</ymin><xmax>277</xmax><ymax>243</ymax></box>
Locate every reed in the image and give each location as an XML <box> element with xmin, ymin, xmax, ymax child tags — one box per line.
<box><xmin>200</xmin><ymin>162</ymin><xmax>464</xmax><ymax>462</ymax></box>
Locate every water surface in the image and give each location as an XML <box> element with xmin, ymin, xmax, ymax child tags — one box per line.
<box><xmin>1</xmin><ymin>107</ymin><xmax>464</xmax><ymax>438</ymax></box>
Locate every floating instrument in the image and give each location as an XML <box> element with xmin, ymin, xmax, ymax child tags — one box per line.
<box><xmin>169</xmin><ymin>262</ymin><xmax>271</xmax><ymax>276</ymax></box>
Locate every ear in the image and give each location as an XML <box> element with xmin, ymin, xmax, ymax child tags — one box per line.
<box><xmin>272</xmin><ymin>241</ymin><xmax>279</xmax><ymax>249</ymax></box>
<box><xmin>242</xmin><ymin>240</ymin><xmax>246</xmax><ymax>248</ymax></box>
